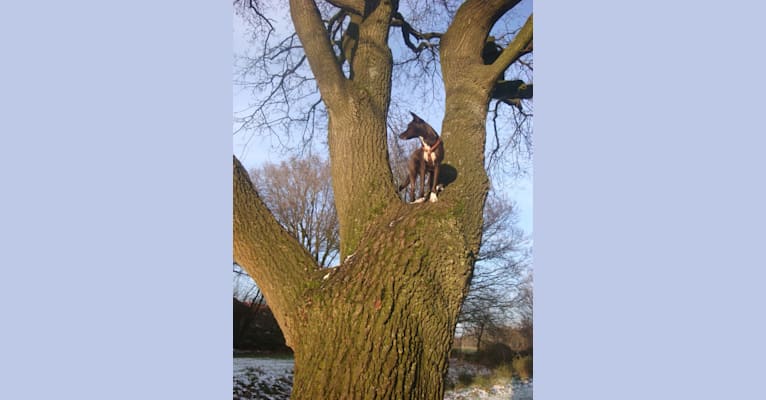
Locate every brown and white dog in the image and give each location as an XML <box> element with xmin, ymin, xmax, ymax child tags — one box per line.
<box><xmin>397</xmin><ymin>112</ymin><xmax>444</xmax><ymax>203</ymax></box>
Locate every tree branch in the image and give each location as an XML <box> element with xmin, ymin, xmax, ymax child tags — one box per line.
<box><xmin>289</xmin><ymin>0</ymin><xmax>347</xmax><ymax>108</ymax></box>
<box><xmin>491</xmin><ymin>15</ymin><xmax>533</xmax><ymax>77</ymax></box>
<box><xmin>320</xmin><ymin>0</ymin><xmax>398</xmax><ymax>258</ymax></box>
<box><xmin>438</xmin><ymin>0</ymin><xmax>527</xmax><ymax>253</ymax></box>
<box><xmin>325</xmin><ymin>0</ymin><xmax>364</xmax><ymax>15</ymax></box>
<box><xmin>392</xmin><ymin>12</ymin><xmax>443</xmax><ymax>54</ymax></box>
<box><xmin>248</xmin><ymin>0</ymin><xmax>274</xmax><ymax>31</ymax></box>
<box><xmin>233</xmin><ymin>156</ymin><xmax>320</xmax><ymax>347</ymax></box>
<box><xmin>491</xmin><ymin>79</ymin><xmax>533</xmax><ymax>102</ymax></box>
<box><xmin>441</xmin><ymin>0</ymin><xmax>522</xmax><ymax>65</ymax></box>
<box><xmin>234</xmin><ymin>0</ymin><xmax>275</xmax><ymax>32</ymax></box>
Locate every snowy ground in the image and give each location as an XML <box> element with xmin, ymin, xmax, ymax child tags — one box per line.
<box><xmin>234</xmin><ymin>357</ymin><xmax>532</xmax><ymax>400</ymax></box>
<box><xmin>233</xmin><ymin>357</ymin><xmax>295</xmax><ymax>381</ymax></box>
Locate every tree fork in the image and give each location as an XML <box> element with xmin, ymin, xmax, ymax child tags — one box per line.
<box><xmin>290</xmin><ymin>204</ymin><xmax>473</xmax><ymax>399</ymax></box>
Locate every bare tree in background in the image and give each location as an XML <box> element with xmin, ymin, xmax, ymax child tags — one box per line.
<box><xmin>250</xmin><ymin>155</ymin><xmax>339</xmax><ymax>267</ymax></box>
<box><xmin>233</xmin><ymin>1</ymin><xmax>533</xmax><ymax>397</ymax></box>
<box><xmin>459</xmin><ymin>191</ymin><xmax>531</xmax><ymax>350</ymax></box>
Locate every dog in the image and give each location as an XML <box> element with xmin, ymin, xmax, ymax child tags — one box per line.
<box><xmin>397</xmin><ymin>112</ymin><xmax>445</xmax><ymax>203</ymax></box>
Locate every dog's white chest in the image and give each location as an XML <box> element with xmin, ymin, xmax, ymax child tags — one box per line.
<box><xmin>420</xmin><ymin>137</ymin><xmax>437</xmax><ymax>163</ymax></box>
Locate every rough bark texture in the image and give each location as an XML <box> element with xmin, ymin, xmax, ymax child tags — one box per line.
<box><xmin>233</xmin><ymin>157</ymin><xmax>319</xmax><ymax>347</ymax></box>
<box><xmin>291</xmin><ymin>204</ymin><xmax>471</xmax><ymax>399</ymax></box>
<box><xmin>234</xmin><ymin>1</ymin><xmax>532</xmax><ymax>398</ymax></box>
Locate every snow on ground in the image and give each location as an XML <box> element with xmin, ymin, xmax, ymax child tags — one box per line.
<box><xmin>234</xmin><ymin>357</ymin><xmax>294</xmax><ymax>380</ymax></box>
<box><xmin>234</xmin><ymin>357</ymin><xmax>295</xmax><ymax>400</ymax></box>
<box><xmin>234</xmin><ymin>357</ymin><xmax>532</xmax><ymax>400</ymax></box>
<box><xmin>444</xmin><ymin>380</ymin><xmax>532</xmax><ymax>400</ymax></box>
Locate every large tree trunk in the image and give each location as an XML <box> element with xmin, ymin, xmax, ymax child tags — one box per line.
<box><xmin>325</xmin><ymin>101</ymin><xmax>397</xmax><ymax>259</ymax></box>
<box><xmin>234</xmin><ymin>1</ymin><xmax>532</xmax><ymax>398</ymax></box>
<box><xmin>290</xmin><ymin>204</ymin><xmax>471</xmax><ymax>399</ymax></box>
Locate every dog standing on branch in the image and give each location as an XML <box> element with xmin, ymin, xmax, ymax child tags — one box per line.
<box><xmin>397</xmin><ymin>112</ymin><xmax>445</xmax><ymax>203</ymax></box>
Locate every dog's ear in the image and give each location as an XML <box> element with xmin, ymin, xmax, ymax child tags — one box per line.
<box><xmin>410</xmin><ymin>111</ymin><xmax>423</xmax><ymax>122</ymax></box>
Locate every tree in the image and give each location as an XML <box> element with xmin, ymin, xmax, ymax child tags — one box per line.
<box><xmin>452</xmin><ymin>211</ymin><xmax>533</xmax><ymax>360</ymax></box>
<box><xmin>250</xmin><ymin>154</ymin><xmax>339</xmax><ymax>267</ymax></box>
<box><xmin>233</xmin><ymin>1</ymin><xmax>533</xmax><ymax>398</ymax></box>
<box><xmin>244</xmin><ymin>153</ymin><xmax>530</xmax><ymax>353</ymax></box>
<box><xmin>458</xmin><ymin>191</ymin><xmax>531</xmax><ymax>351</ymax></box>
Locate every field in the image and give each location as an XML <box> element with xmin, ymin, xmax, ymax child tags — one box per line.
<box><xmin>233</xmin><ymin>357</ymin><xmax>532</xmax><ymax>400</ymax></box>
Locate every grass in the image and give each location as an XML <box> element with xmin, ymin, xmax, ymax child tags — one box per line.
<box><xmin>446</xmin><ymin>359</ymin><xmax>517</xmax><ymax>391</ymax></box>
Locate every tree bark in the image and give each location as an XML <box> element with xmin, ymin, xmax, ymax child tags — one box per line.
<box><xmin>236</xmin><ymin>161</ymin><xmax>475</xmax><ymax>397</ymax></box>
<box><xmin>234</xmin><ymin>157</ymin><xmax>319</xmax><ymax>347</ymax></box>
<box><xmin>290</xmin><ymin>204</ymin><xmax>472</xmax><ymax>399</ymax></box>
<box><xmin>234</xmin><ymin>0</ymin><xmax>532</xmax><ymax>398</ymax></box>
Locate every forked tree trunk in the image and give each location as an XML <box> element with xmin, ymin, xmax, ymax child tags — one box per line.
<box><xmin>235</xmin><ymin>163</ymin><xmax>475</xmax><ymax>398</ymax></box>
<box><xmin>290</xmin><ymin>205</ymin><xmax>471</xmax><ymax>399</ymax></box>
<box><xmin>234</xmin><ymin>1</ymin><xmax>532</xmax><ymax>398</ymax></box>
<box><xmin>235</xmin><ymin>138</ymin><xmax>482</xmax><ymax>398</ymax></box>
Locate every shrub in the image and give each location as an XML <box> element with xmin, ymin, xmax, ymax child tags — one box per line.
<box><xmin>491</xmin><ymin>364</ymin><xmax>514</xmax><ymax>383</ymax></box>
<box><xmin>476</xmin><ymin>342</ymin><xmax>515</xmax><ymax>367</ymax></box>
<box><xmin>456</xmin><ymin>371</ymin><xmax>475</xmax><ymax>388</ymax></box>
<box><xmin>512</xmin><ymin>355</ymin><xmax>533</xmax><ymax>381</ymax></box>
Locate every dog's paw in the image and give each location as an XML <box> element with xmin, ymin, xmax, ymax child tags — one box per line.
<box><xmin>429</xmin><ymin>192</ymin><xmax>438</xmax><ymax>203</ymax></box>
<box><xmin>411</xmin><ymin>197</ymin><xmax>426</xmax><ymax>204</ymax></box>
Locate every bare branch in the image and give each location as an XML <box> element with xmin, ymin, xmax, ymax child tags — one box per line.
<box><xmin>491</xmin><ymin>14</ymin><xmax>533</xmax><ymax>76</ymax></box>
<box><xmin>489</xmin><ymin>99</ymin><xmax>504</xmax><ymax>171</ymax></box>
<box><xmin>487</xmin><ymin>98</ymin><xmax>533</xmax><ymax>174</ymax></box>
<box><xmin>392</xmin><ymin>12</ymin><xmax>443</xmax><ymax>54</ymax></box>
<box><xmin>325</xmin><ymin>0</ymin><xmax>363</xmax><ymax>15</ymax></box>
<box><xmin>443</xmin><ymin>0</ymin><xmax>523</xmax><ymax>63</ymax></box>
<box><xmin>290</xmin><ymin>0</ymin><xmax>347</xmax><ymax>104</ymax></box>
<box><xmin>234</xmin><ymin>0</ymin><xmax>275</xmax><ymax>32</ymax></box>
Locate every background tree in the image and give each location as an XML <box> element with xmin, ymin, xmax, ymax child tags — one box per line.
<box><xmin>250</xmin><ymin>154</ymin><xmax>339</xmax><ymax>267</ymax></box>
<box><xmin>233</xmin><ymin>1</ymin><xmax>533</xmax><ymax>398</ymax></box>
<box><xmin>458</xmin><ymin>191</ymin><xmax>531</xmax><ymax>351</ymax></box>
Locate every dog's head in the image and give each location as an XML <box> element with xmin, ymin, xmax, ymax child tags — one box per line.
<box><xmin>399</xmin><ymin>112</ymin><xmax>436</xmax><ymax>140</ymax></box>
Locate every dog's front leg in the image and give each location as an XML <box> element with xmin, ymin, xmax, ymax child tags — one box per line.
<box><xmin>429</xmin><ymin>164</ymin><xmax>440</xmax><ymax>202</ymax></box>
